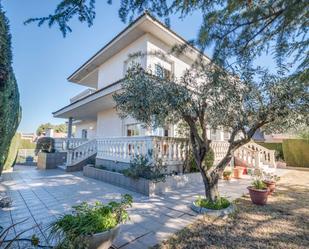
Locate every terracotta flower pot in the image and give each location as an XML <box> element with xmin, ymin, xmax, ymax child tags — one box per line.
<box><xmin>233</xmin><ymin>167</ymin><xmax>243</xmax><ymax>179</ymax></box>
<box><xmin>247</xmin><ymin>187</ymin><xmax>269</xmax><ymax>205</ymax></box>
<box><xmin>223</xmin><ymin>175</ymin><xmax>232</xmax><ymax>181</ymax></box>
<box><xmin>263</xmin><ymin>180</ymin><xmax>276</xmax><ymax>195</ymax></box>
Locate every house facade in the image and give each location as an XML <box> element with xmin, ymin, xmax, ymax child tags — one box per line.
<box><xmin>53</xmin><ymin>12</ymin><xmax>276</xmax><ymax>172</ymax></box>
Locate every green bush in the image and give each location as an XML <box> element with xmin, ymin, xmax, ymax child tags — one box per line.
<box><xmin>49</xmin><ymin>194</ymin><xmax>132</xmax><ymax>249</ymax></box>
<box><xmin>3</xmin><ymin>133</ymin><xmax>20</xmax><ymax>171</ymax></box>
<box><xmin>282</xmin><ymin>139</ymin><xmax>309</xmax><ymax>167</ymax></box>
<box><xmin>187</xmin><ymin>148</ymin><xmax>215</xmax><ymax>172</ymax></box>
<box><xmin>195</xmin><ymin>196</ymin><xmax>230</xmax><ymax>210</ymax></box>
<box><xmin>257</xmin><ymin>142</ymin><xmax>284</xmax><ymax>160</ymax></box>
<box><xmin>19</xmin><ymin>139</ymin><xmax>36</xmax><ymax>149</ymax></box>
<box><xmin>35</xmin><ymin>137</ymin><xmax>55</xmax><ymax>154</ymax></box>
<box><xmin>123</xmin><ymin>152</ymin><xmax>167</xmax><ymax>182</ymax></box>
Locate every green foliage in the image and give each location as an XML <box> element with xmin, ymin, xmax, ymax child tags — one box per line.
<box><xmin>19</xmin><ymin>139</ymin><xmax>36</xmax><ymax>149</ymax></box>
<box><xmin>3</xmin><ymin>133</ymin><xmax>20</xmax><ymax>171</ymax></box>
<box><xmin>49</xmin><ymin>195</ymin><xmax>133</xmax><ymax>249</ymax></box>
<box><xmin>187</xmin><ymin>148</ymin><xmax>214</xmax><ymax>172</ymax></box>
<box><xmin>282</xmin><ymin>139</ymin><xmax>309</xmax><ymax>167</ymax></box>
<box><xmin>251</xmin><ymin>180</ymin><xmax>267</xmax><ymax>190</ymax></box>
<box><xmin>123</xmin><ymin>151</ymin><xmax>167</xmax><ymax>182</ymax></box>
<box><xmin>35</xmin><ymin>137</ymin><xmax>55</xmax><ymax>154</ymax></box>
<box><xmin>195</xmin><ymin>196</ymin><xmax>230</xmax><ymax>210</ymax></box>
<box><xmin>36</xmin><ymin>122</ymin><xmax>67</xmax><ymax>135</ymax></box>
<box><xmin>257</xmin><ymin>142</ymin><xmax>284</xmax><ymax>160</ymax></box>
<box><xmin>29</xmin><ymin>1</ymin><xmax>308</xmax><ymax>79</ymax></box>
<box><xmin>0</xmin><ymin>4</ymin><xmax>21</xmax><ymax>175</ymax></box>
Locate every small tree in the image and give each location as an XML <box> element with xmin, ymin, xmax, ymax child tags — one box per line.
<box><xmin>113</xmin><ymin>62</ymin><xmax>308</xmax><ymax>203</ymax></box>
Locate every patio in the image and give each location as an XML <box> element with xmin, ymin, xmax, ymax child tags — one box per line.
<box><xmin>0</xmin><ymin>165</ymin><xmax>287</xmax><ymax>248</ymax></box>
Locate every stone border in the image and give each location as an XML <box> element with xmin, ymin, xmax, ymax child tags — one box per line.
<box><xmin>83</xmin><ymin>165</ymin><xmax>202</xmax><ymax>196</ymax></box>
<box><xmin>191</xmin><ymin>201</ymin><xmax>235</xmax><ymax>217</ymax></box>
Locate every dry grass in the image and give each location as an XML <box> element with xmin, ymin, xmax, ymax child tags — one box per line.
<box><xmin>154</xmin><ymin>170</ymin><xmax>309</xmax><ymax>249</ymax></box>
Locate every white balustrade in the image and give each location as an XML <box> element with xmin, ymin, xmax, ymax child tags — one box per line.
<box><xmin>66</xmin><ymin>139</ymin><xmax>97</xmax><ymax>166</ymax></box>
<box><xmin>97</xmin><ymin>136</ymin><xmax>231</xmax><ymax>166</ymax></box>
<box><xmin>234</xmin><ymin>141</ymin><xmax>276</xmax><ymax>168</ymax></box>
<box><xmin>54</xmin><ymin>138</ymin><xmax>88</xmax><ymax>151</ymax></box>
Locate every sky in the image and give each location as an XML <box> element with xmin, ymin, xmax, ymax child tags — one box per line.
<box><xmin>2</xmin><ymin>0</ymin><xmax>207</xmax><ymax>133</ymax></box>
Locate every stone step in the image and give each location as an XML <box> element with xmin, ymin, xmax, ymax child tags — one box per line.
<box><xmin>57</xmin><ymin>165</ymin><xmax>67</xmax><ymax>170</ymax></box>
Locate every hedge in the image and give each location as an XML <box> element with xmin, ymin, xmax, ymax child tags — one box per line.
<box><xmin>257</xmin><ymin>142</ymin><xmax>284</xmax><ymax>160</ymax></box>
<box><xmin>19</xmin><ymin>139</ymin><xmax>36</xmax><ymax>149</ymax></box>
<box><xmin>282</xmin><ymin>139</ymin><xmax>309</xmax><ymax>168</ymax></box>
<box><xmin>3</xmin><ymin>133</ymin><xmax>20</xmax><ymax>171</ymax></box>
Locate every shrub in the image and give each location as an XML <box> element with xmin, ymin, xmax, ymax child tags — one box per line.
<box><xmin>257</xmin><ymin>142</ymin><xmax>284</xmax><ymax>160</ymax></box>
<box><xmin>123</xmin><ymin>151</ymin><xmax>167</xmax><ymax>182</ymax></box>
<box><xmin>195</xmin><ymin>196</ymin><xmax>230</xmax><ymax>210</ymax></box>
<box><xmin>282</xmin><ymin>139</ymin><xmax>309</xmax><ymax>167</ymax></box>
<box><xmin>35</xmin><ymin>137</ymin><xmax>55</xmax><ymax>154</ymax></box>
<box><xmin>49</xmin><ymin>194</ymin><xmax>132</xmax><ymax>249</ymax></box>
<box><xmin>3</xmin><ymin>133</ymin><xmax>20</xmax><ymax>171</ymax></box>
<box><xmin>187</xmin><ymin>148</ymin><xmax>215</xmax><ymax>172</ymax></box>
<box><xmin>19</xmin><ymin>139</ymin><xmax>36</xmax><ymax>149</ymax></box>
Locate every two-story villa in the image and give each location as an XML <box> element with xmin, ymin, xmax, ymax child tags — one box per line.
<box><xmin>53</xmin><ymin>12</ymin><xmax>275</xmax><ymax>172</ymax></box>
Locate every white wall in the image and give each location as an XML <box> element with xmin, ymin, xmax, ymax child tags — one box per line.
<box><xmin>97</xmin><ymin>35</ymin><xmax>148</xmax><ymax>89</ymax></box>
<box><xmin>146</xmin><ymin>34</ymin><xmax>193</xmax><ymax>79</ymax></box>
<box><xmin>75</xmin><ymin>120</ymin><xmax>97</xmax><ymax>139</ymax></box>
<box><xmin>96</xmin><ymin>108</ymin><xmax>123</xmax><ymax>137</ymax></box>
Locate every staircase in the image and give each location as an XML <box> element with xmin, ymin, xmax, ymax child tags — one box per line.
<box><xmin>234</xmin><ymin>141</ymin><xmax>276</xmax><ymax>172</ymax></box>
<box><xmin>57</xmin><ymin>139</ymin><xmax>97</xmax><ymax>172</ymax></box>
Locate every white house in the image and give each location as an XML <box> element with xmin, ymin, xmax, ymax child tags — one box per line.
<box><xmin>53</xmin><ymin>12</ymin><xmax>275</xmax><ymax>172</ymax></box>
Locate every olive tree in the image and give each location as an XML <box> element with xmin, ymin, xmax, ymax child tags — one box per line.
<box><xmin>113</xmin><ymin>62</ymin><xmax>308</xmax><ymax>202</ymax></box>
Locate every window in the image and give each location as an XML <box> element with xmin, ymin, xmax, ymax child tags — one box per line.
<box><xmin>81</xmin><ymin>129</ymin><xmax>87</xmax><ymax>139</ymax></box>
<box><xmin>210</xmin><ymin>129</ymin><xmax>219</xmax><ymax>141</ymax></box>
<box><xmin>224</xmin><ymin>129</ymin><xmax>230</xmax><ymax>141</ymax></box>
<box><xmin>126</xmin><ymin>123</ymin><xmax>145</xmax><ymax>136</ymax></box>
<box><xmin>155</xmin><ymin>64</ymin><xmax>171</xmax><ymax>80</ymax></box>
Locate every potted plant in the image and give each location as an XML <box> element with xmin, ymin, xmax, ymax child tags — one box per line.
<box><xmin>248</xmin><ymin>180</ymin><xmax>269</xmax><ymax>205</ymax></box>
<box><xmin>49</xmin><ymin>194</ymin><xmax>133</xmax><ymax>249</ymax></box>
<box><xmin>233</xmin><ymin>166</ymin><xmax>243</xmax><ymax>179</ymax></box>
<box><xmin>263</xmin><ymin>173</ymin><xmax>280</xmax><ymax>195</ymax></box>
<box><xmin>223</xmin><ymin>170</ymin><xmax>232</xmax><ymax>180</ymax></box>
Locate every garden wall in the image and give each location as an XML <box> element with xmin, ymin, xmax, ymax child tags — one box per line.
<box><xmin>282</xmin><ymin>139</ymin><xmax>309</xmax><ymax>168</ymax></box>
<box><xmin>83</xmin><ymin>165</ymin><xmax>202</xmax><ymax>196</ymax></box>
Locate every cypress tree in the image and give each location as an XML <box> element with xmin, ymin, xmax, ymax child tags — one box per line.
<box><xmin>0</xmin><ymin>2</ymin><xmax>21</xmax><ymax>175</ymax></box>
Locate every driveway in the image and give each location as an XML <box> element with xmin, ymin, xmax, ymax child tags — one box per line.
<box><xmin>0</xmin><ymin>165</ymin><xmax>287</xmax><ymax>249</ymax></box>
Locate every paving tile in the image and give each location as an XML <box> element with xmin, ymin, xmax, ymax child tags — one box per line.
<box><xmin>118</xmin><ymin>239</ymin><xmax>146</xmax><ymax>249</ymax></box>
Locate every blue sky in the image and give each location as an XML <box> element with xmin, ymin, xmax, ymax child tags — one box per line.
<box><xmin>3</xmin><ymin>0</ymin><xmax>206</xmax><ymax>133</ymax></box>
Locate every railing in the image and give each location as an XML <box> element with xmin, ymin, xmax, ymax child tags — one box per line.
<box><xmin>234</xmin><ymin>141</ymin><xmax>276</xmax><ymax>168</ymax></box>
<box><xmin>246</xmin><ymin>142</ymin><xmax>276</xmax><ymax>167</ymax></box>
<box><xmin>97</xmin><ymin>136</ymin><xmax>232</xmax><ymax>166</ymax></box>
<box><xmin>66</xmin><ymin>139</ymin><xmax>97</xmax><ymax>166</ymax></box>
<box><xmin>54</xmin><ymin>138</ymin><xmax>88</xmax><ymax>152</ymax></box>
<box><xmin>97</xmin><ymin>136</ymin><xmax>188</xmax><ymax>164</ymax></box>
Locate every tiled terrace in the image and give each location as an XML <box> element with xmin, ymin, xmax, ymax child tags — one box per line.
<box><xmin>0</xmin><ymin>165</ymin><xmax>283</xmax><ymax>248</ymax></box>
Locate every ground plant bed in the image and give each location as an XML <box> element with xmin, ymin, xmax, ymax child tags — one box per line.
<box><xmin>191</xmin><ymin>197</ymin><xmax>235</xmax><ymax>217</ymax></box>
<box><xmin>83</xmin><ymin>165</ymin><xmax>202</xmax><ymax>196</ymax></box>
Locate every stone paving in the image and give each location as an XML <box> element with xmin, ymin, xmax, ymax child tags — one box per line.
<box><xmin>0</xmin><ymin>165</ymin><xmax>287</xmax><ymax>249</ymax></box>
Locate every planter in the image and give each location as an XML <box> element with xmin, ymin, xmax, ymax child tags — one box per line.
<box><xmin>85</xmin><ymin>225</ymin><xmax>120</xmax><ymax>249</ymax></box>
<box><xmin>191</xmin><ymin>201</ymin><xmax>235</xmax><ymax>217</ymax></box>
<box><xmin>37</xmin><ymin>152</ymin><xmax>66</xmax><ymax>169</ymax></box>
<box><xmin>83</xmin><ymin>165</ymin><xmax>202</xmax><ymax>196</ymax></box>
<box><xmin>248</xmin><ymin>187</ymin><xmax>269</xmax><ymax>205</ymax></box>
<box><xmin>233</xmin><ymin>167</ymin><xmax>243</xmax><ymax>179</ymax></box>
<box><xmin>263</xmin><ymin>180</ymin><xmax>276</xmax><ymax>195</ymax></box>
